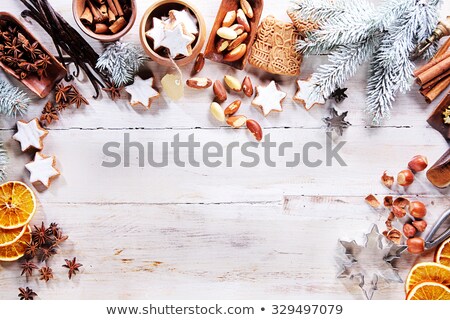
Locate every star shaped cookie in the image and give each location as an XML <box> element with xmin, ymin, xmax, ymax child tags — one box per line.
<box><xmin>25</xmin><ymin>152</ymin><xmax>60</xmax><ymax>189</ymax></box>
<box><xmin>294</xmin><ymin>78</ymin><xmax>326</xmax><ymax>110</ymax></box>
<box><xmin>252</xmin><ymin>81</ymin><xmax>287</xmax><ymax>116</ymax></box>
<box><xmin>13</xmin><ymin>118</ymin><xmax>48</xmax><ymax>152</ymax></box>
<box><xmin>169</xmin><ymin>9</ymin><xmax>198</xmax><ymax>35</ymax></box>
<box><xmin>160</xmin><ymin>23</ymin><xmax>195</xmax><ymax>58</ymax></box>
<box><xmin>145</xmin><ymin>17</ymin><xmax>166</xmax><ymax>50</ymax></box>
<box><xmin>125</xmin><ymin>76</ymin><xmax>160</xmax><ymax>109</ymax></box>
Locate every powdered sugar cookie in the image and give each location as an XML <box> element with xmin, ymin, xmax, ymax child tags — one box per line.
<box><xmin>145</xmin><ymin>17</ymin><xmax>166</xmax><ymax>50</ymax></box>
<box><xmin>169</xmin><ymin>9</ymin><xmax>198</xmax><ymax>35</ymax></box>
<box><xmin>125</xmin><ymin>76</ymin><xmax>160</xmax><ymax>109</ymax></box>
<box><xmin>294</xmin><ymin>78</ymin><xmax>326</xmax><ymax>110</ymax></box>
<box><xmin>252</xmin><ymin>81</ymin><xmax>287</xmax><ymax>116</ymax></box>
<box><xmin>25</xmin><ymin>152</ymin><xmax>60</xmax><ymax>189</ymax></box>
<box><xmin>160</xmin><ymin>23</ymin><xmax>195</xmax><ymax>58</ymax></box>
<box><xmin>12</xmin><ymin>118</ymin><xmax>48</xmax><ymax>152</ymax></box>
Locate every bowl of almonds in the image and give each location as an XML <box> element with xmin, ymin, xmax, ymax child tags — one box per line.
<box><xmin>139</xmin><ymin>0</ymin><xmax>206</xmax><ymax>67</ymax></box>
<box><xmin>73</xmin><ymin>0</ymin><xmax>136</xmax><ymax>42</ymax></box>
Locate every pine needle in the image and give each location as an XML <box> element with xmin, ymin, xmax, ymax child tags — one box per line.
<box><xmin>0</xmin><ymin>80</ymin><xmax>30</xmax><ymax>117</ymax></box>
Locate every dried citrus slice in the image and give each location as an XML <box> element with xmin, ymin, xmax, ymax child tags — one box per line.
<box><xmin>406</xmin><ymin>282</ymin><xmax>450</xmax><ymax>300</ymax></box>
<box><xmin>0</xmin><ymin>224</ymin><xmax>27</xmax><ymax>247</ymax></box>
<box><xmin>0</xmin><ymin>181</ymin><xmax>36</xmax><ymax>229</ymax></box>
<box><xmin>435</xmin><ymin>237</ymin><xmax>450</xmax><ymax>267</ymax></box>
<box><xmin>0</xmin><ymin>225</ymin><xmax>31</xmax><ymax>261</ymax></box>
<box><xmin>405</xmin><ymin>262</ymin><xmax>450</xmax><ymax>293</ymax></box>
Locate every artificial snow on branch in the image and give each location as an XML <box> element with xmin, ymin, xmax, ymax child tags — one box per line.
<box><xmin>0</xmin><ymin>80</ymin><xmax>30</xmax><ymax>117</ymax></box>
<box><xmin>290</xmin><ymin>0</ymin><xmax>441</xmax><ymax>124</ymax></box>
<box><xmin>0</xmin><ymin>142</ymin><xmax>7</xmax><ymax>182</ymax></box>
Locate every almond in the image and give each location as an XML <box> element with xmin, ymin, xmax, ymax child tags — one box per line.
<box><xmin>186</xmin><ymin>77</ymin><xmax>213</xmax><ymax>89</ymax></box>
<box><xmin>223</xmin><ymin>44</ymin><xmax>247</xmax><ymax>62</ymax></box>
<box><xmin>237</xmin><ymin>9</ymin><xmax>250</xmax><ymax>32</ymax></box>
<box><xmin>217</xmin><ymin>27</ymin><xmax>237</xmax><ymax>40</ymax></box>
<box><xmin>240</xmin><ymin>0</ymin><xmax>254</xmax><ymax>19</ymax></box>
<box><xmin>222</xmin><ymin>10</ymin><xmax>236</xmax><ymax>27</ymax></box>
<box><xmin>210</xmin><ymin>102</ymin><xmax>225</xmax><ymax>122</ymax></box>
<box><xmin>230</xmin><ymin>24</ymin><xmax>245</xmax><ymax>36</ymax></box>
<box><xmin>224</xmin><ymin>75</ymin><xmax>242</xmax><ymax>92</ymax></box>
<box><xmin>213</xmin><ymin>80</ymin><xmax>227</xmax><ymax>103</ymax></box>
<box><xmin>228</xmin><ymin>32</ymin><xmax>248</xmax><ymax>51</ymax></box>
<box><xmin>246</xmin><ymin>119</ymin><xmax>263</xmax><ymax>141</ymax></box>
<box><xmin>227</xmin><ymin>115</ymin><xmax>247</xmax><ymax>128</ymax></box>
<box><xmin>242</xmin><ymin>76</ymin><xmax>254</xmax><ymax>97</ymax></box>
<box><xmin>191</xmin><ymin>53</ymin><xmax>205</xmax><ymax>76</ymax></box>
<box><xmin>216</xmin><ymin>39</ymin><xmax>230</xmax><ymax>53</ymax></box>
<box><xmin>224</xmin><ymin>100</ymin><xmax>242</xmax><ymax>116</ymax></box>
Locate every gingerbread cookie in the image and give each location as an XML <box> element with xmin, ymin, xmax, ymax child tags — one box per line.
<box><xmin>252</xmin><ymin>81</ymin><xmax>287</xmax><ymax>116</ymax></box>
<box><xmin>294</xmin><ymin>78</ymin><xmax>326</xmax><ymax>110</ymax></box>
<box><xmin>287</xmin><ymin>8</ymin><xmax>319</xmax><ymax>36</ymax></box>
<box><xmin>125</xmin><ymin>76</ymin><xmax>160</xmax><ymax>109</ymax></box>
<box><xmin>249</xmin><ymin>15</ymin><xmax>303</xmax><ymax>76</ymax></box>
<box><xmin>13</xmin><ymin>118</ymin><xmax>48</xmax><ymax>152</ymax></box>
<box><xmin>25</xmin><ymin>152</ymin><xmax>60</xmax><ymax>189</ymax></box>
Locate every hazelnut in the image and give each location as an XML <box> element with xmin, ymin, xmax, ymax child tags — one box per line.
<box><xmin>407</xmin><ymin>237</ymin><xmax>425</xmax><ymax>254</ymax></box>
<box><xmin>412</xmin><ymin>220</ymin><xmax>427</xmax><ymax>232</ymax></box>
<box><xmin>397</xmin><ymin>169</ymin><xmax>415</xmax><ymax>186</ymax></box>
<box><xmin>403</xmin><ymin>223</ymin><xmax>417</xmax><ymax>238</ymax></box>
<box><xmin>392</xmin><ymin>205</ymin><xmax>406</xmax><ymax>218</ymax></box>
<box><xmin>408</xmin><ymin>155</ymin><xmax>428</xmax><ymax>172</ymax></box>
<box><xmin>409</xmin><ymin>201</ymin><xmax>427</xmax><ymax>219</ymax></box>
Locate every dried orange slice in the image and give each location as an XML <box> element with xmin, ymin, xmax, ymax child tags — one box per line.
<box><xmin>406</xmin><ymin>282</ymin><xmax>450</xmax><ymax>300</ymax></box>
<box><xmin>435</xmin><ymin>237</ymin><xmax>450</xmax><ymax>267</ymax></box>
<box><xmin>0</xmin><ymin>181</ymin><xmax>36</xmax><ymax>229</ymax></box>
<box><xmin>0</xmin><ymin>224</ymin><xmax>28</xmax><ymax>247</ymax></box>
<box><xmin>0</xmin><ymin>225</ymin><xmax>31</xmax><ymax>261</ymax></box>
<box><xmin>405</xmin><ymin>262</ymin><xmax>450</xmax><ymax>293</ymax></box>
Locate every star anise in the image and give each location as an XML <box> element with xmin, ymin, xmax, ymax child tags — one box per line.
<box><xmin>5</xmin><ymin>38</ymin><xmax>22</xmax><ymax>58</ymax></box>
<box><xmin>18</xmin><ymin>287</ymin><xmax>37</xmax><ymax>300</ymax></box>
<box><xmin>331</xmin><ymin>87</ymin><xmax>348</xmax><ymax>103</ymax></box>
<box><xmin>40</xmin><ymin>245</ymin><xmax>57</xmax><ymax>262</ymax></box>
<box><xmin>69</xmin><ymin>86</ymin><xmax>89</xmax><ymax>108</ymax></box>
<box><xmin>322</xmin><ymin>107</ymin><xmax>351</xmax><ymax>136</ymax></box>
<box><xmin>41</xmin><ymin>101</ymin><xmax>59</xmax><ymax>125</ymax></box>
<box><xmin>35</xmin><ymin>53</ymin><xmax>51</xmax><ymax>69</ymax></box>
<box><xmin>54</xmin><ymin>83</ymin><xmax>71</xmax><ymax>104</ymax></box>
<box><xmin>46</xmin><ymin>222</ymin><xmax>60</xmax><ymax>237</ymax></box>
<box><xmin>39</xmin><ymin>266</ymin><xmax>54</xmax><ymax>282</ymax></box>
<box><xmin>32</xmin><ymin>222</ymin><xmax>51</xmax><ymax>246</ymax></box>
<box><xmin>23</xmin><ymin>41</ymin><xmax>42</xmax><ymax>60</ymax></box>
<box><xmin>53</xmin><ymin>230</ymin><xmax>69</xmax><ymax>247</ymax></box>
<box><xmin>24</xmin><ymin>241</ymin><xmax>40</xmax><ymax>259</ymax></box>
<box><xmin>56</xmin><ymin>102</ymin><xmax>69</xmax><ymax>112</ymax></box>
<box><xmin>20</xmin><ymin>260</ymin><xmax>38</xmax><ymax>277</ymax></box>
<box><xmin>103</xmin><ymin>82</ymin><xmax>123</xmax><ymax>101</ymax></box>
<box><xmin>63</xmin><ymin>257</ymin><xmax>83</xmax><ymax>279</ymax></box>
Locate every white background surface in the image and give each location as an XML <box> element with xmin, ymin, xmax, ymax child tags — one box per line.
<box><xmin>0</xmin><ymin>0</ymin><xmax>449</xmax><ymax>300</ymax></box>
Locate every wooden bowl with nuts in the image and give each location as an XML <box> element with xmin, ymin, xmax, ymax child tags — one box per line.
<box><xmin>139</xmin><ymin>0</ymin><xmax>206</xmax><ymax>67</ymax></box>
<box><xmin>72</xmin><ymin>0</ymin><xmax>136</xmax><ymax>42</ymax></box>
<box><xmin>205</xmin><ymin>0</ymin><xmax>264</xmax><ymax>70</ymax></box>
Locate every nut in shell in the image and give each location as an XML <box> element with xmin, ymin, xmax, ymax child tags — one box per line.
<box><xmin>224</xmin><ymin>75</ymin><xmax>242</xmax><ymax>92</ymax></box>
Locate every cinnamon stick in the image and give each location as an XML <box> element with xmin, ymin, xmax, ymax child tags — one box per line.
<box><xmin>109</xmin><ymin>16</ymin><xmax>126</xmax><ymax>33</ymax></box>
<box><xmin>416</xmin><ymin>56</ymin><xmax>450</xmax><ymax>86</ymax></box>
<box><xmin>80</xmin><ymin>7</ymin><xmax>93</xmax><ymax>25</ymax></box>
<box><xmin>86</xmin><ymin>0</ymin><xmax>104</xmax><ymax>23</ymax></box>
<box><xmin>422</xmin><ymin>74</ymin><xmax>450</xmax><ymax>103</ymax></box>
<box><xmin>434</xmin><ymin>38</ymin><xmax>450</xmax><ymax>60</ymax></box>
<box><xmin>112</xmin><ymin>0</ymin><xmax>124</xmax><ymax>16</ymax></box>
<box><xmin>421</xmin><ymin>69</ymin><xmax>450</xmax><ymax>90</ymax></box>
<box><xmin>106</xmin><ymin>0</ymin><xmax>118</xmax><ymax>16</ymax></box>
<box><xmin>414</xmin><ymin>51</ymin><xmax>450</xmax><ymax>77</ymax></box>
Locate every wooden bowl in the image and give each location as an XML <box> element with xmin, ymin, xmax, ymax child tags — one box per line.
<box><xmin>0</xmin><ymin>12</ymin><xmax>66</xmax><ymax>98</ymax></box>
<box><xmin>205</xmin><ymin>0</ymin><xmax>264</xmax><ymax>70</ymax></box>
<box><xmin>139</xmin><ymin>0</ymin><xmax>206</xmax><ymax>67</ymax></box>
<box><xmin>72</xmin><ymin>0</ymin><xmax>136</xmax><ymax>42</ymax></box>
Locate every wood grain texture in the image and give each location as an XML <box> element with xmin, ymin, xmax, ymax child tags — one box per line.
<box><xmin>0</xmin><ymin>0</ymin><xmax>449</xmax><ymax>300</ymax></box>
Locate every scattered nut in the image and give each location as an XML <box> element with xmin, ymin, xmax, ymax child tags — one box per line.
<box><xmin>385</xmin><ymin>212</ymin><xmax>395</xmax><ymax>230</ymax></box>
<box><xmin>224</xmin><ymin>75</ymin><xmax>242</xmax><ymax>92</ymax></box>
<box><xmin>222</xmin><ymin>10</ymin><xmax>237</xmax><ymax>27</ymax></box>
<box><xmin>227</xmin><ymin>115</ymin><xmax>247</xmax><ymax>128</ymax></box>
<box><xmin>409</xmin><ymin>201</ymin><xmax>427</xmax><ymax>219</ymax></box>
<box><xmin>384</xmin><ymin>228</ymin><xmax>402</xmax><ymax>244</ymax></box>
<box><xmin>242</xmin><ymin>76</ymin><xmax>254</xmax><ymax>97</ymax></box>
<box><xmin>384</xmin><ymin>196</ymin><xmax>393</xmax><ymax>207</ymax></box>
<box><xmin>224</xmin><ymin>100</ymin><xmax>242</xmax><ymax>116</ymax></box>
<box><xmin>246</xmin><ymin>119</ymin><xmax>263</xmax><ymax>141</ymax></box>
<box><xmin>230</xmin><ymin>24</ymin><xmax>245</xmax><ymax>36</ymax></box>
<box><xmin>186</xmin><ymin>77</ymin><xmax>213</xmax><ymax>89</ymax></box>
<box><xmin>210</xmin><ymin>102</ymin><xmax>225</xmax><ymax>122</ymax></box>
<box><xmin>365</xmin><ymin>194</ymin><xmax>380</xmax><ymax>208</ymax></box>
<box><xmin>237</xmin><ymin>9</ymin><xmax>250</xmax><ymax>32</ymax></box>
<box><xmin>398</xmin><ymin>169</ymin><xmax>414</xmax><ymax>187</ymax></box>
<box><xmin>228</xmin><ymin>32</ymin><xmax>248</xmax><ymax>51</ymax></box>
<box><xmin>216</xmin><ymin>39</ymin><xmax>230</xmax><ymax>53</ymax></box>
<box><xmin>392</xmin><ymin>205</ymin><xmax>406</xmax><ymax>218</ymax></box>
<box><xmin>240</xmin><ymin>0</ymin><xmax>254</xmax><ymax>19</ymax></box>
<box><xmin>217</xmin><ymin>27</ymin><xmax>238</xmax><ymax>40</ymax></box>
<box><xmin>407</xmin><ymin>237</ymin><xmax>425</xmax><ymax>254</ymax></box>
<box><xmin>381</xmin><ymin>171</ymin><xmax>394</xmax><ymax>189</ymax></box>
<box><xmin>223</xmin><ymin>44</ymin><xmax>247</xmax><ymax>62</ymax></box>
<box><xmin>213</xmin><ymin>80</ymin><xmax>227</xmax><ymax>103</ymax></box>
<box><xmin>412</xmin><ymin>220</ymin><xmax>427</xmax><ymax>232</ymax></box>
<box><xmin>408</xmin><ymin>155</ymin><xmax>428</xmax><ymax>172</ymax></box>
<box><xmin>191</xmin><ymin>53</ymin><xmax>205</xmax><ymax>76</ymax></box>
<box><xmin>393</xmin><ymin>197</ymin><xmax>410</xmax><ymax>208</ymax></box>
<box><xmin>403</xmin><ymin>223</ymin><xmax>417</xmax><ymax>238</ymax></box>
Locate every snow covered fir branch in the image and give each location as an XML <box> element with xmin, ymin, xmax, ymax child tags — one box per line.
<box><xmin>0</xmin><ymin>79</ymin><xmax>30</xmax><ymax>117</ymax></box>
